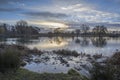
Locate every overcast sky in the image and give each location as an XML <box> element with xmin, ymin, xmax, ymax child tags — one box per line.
<box><xmin>0</xmin><ymin>0</ymin><xmax>120</xmax><ymax>26</ymax></box>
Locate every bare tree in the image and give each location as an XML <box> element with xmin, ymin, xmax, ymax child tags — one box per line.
<box><xmin>81</xmin><ymin>24</ymin><xmax>90</xmax><ymax>34</ymax></box>
<box><xmin>92</xmin><ymin>25</ymin><xmax>108</xmax><ymax>34</ymax></box>
<box><xmin>16</xmin><ymin>20</ymin><xmax>28</xmax><ymax>27</ymax></box>
<box><xmin>15</xmin><ymin>20</ymin><xmax>39</xmax><ymax>35</ymax></box>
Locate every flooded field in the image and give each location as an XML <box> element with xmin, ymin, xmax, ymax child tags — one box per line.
<box><xmin>0</xmin><ymin>37</ymin><xmax>120</xmax><ymax>75</ymax></box>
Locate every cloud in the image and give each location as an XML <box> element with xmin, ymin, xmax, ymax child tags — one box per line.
<box><xmin>24</xmin><ymin>11</ymin><xmax>68</xmax><ymax>19</ymax></box>
<box><xmin>0</xmin><ymin>0</ymin><xmax>25</xmax><ymax>12</ymax></box>
<box><xmin>60</xmin><ymin>3</ymin><xmax>120</xmax><ymax>23</ymax></box>
<box><xmin>0</xmin><ymin>7</ymin><xmax>22</xmax><ymax>12</ymax></box>
<box><xmin>53</xmin><ymin>0</ymin><xmax>83</xmax><ymax>5</ymax></box>
<box><xmin>61</xmin><ymin>4</ymin><xmax>82</xmax><ymax>10</ymax></box>
<box><xmin>0</xmin><ymin>0</ymin><xmax>120</xmax><ymax>25</ymax></box>
<box><xmin>0</xmin><ymin>0</ymin><xmax>24</xmax><ymax>6</ymax></box>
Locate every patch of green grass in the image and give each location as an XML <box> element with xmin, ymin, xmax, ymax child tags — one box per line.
<box><xmin>0</xmin><ymin>68</ymin><xmax>88</xmax><ymax>80</ymax></box>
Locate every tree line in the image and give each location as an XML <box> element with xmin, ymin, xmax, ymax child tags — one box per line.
<box><xmin>0</xmin><ymin>20</ymin><xmax>120</xmax><ymax>37</ymax></box>
<box><xmin>0</xmin><ymin>20</ymin><xmax>40</xmax><ymax>36</ymax></box>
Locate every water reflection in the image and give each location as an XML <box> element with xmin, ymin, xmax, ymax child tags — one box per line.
<box><xmin>75</xmin><ymin>38</ymin><xmax>89</xmax><ymax>47</ymax></box>
<box><xmin>17</xmin><ymin>38</ymin><xmax>32</xmax><ymax>44</ymax></box>
<box><xmin>0</xmin><ymin>37</ymin><xmax>120</xmax><ymax>55</ymax></box>
<box><xmin>91</xmin><ymin>37</ymin><xmax>107</xmax><ymax>47</ymax></box>
<box><xmin>80</xmin><ymin>38</ymin><xmax>89</xmax><ymax>47</ymax></box>
<box><xmin>27</xmin><ymin>37</ymin><xmax>68</xmax><ymax>49</ymax></box>
<box><xmin>75</xmin><ymin>38</ymin><xmax>80</xmax><ymax>44</ymax></box>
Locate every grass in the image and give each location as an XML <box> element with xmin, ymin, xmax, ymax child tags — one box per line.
<box><xmin>0</xmin><ymin>68</ymin><xmax>88</xmax><ymax>80</ymax></box>
<box><xmin>1</xmin><ymin>44</ymin><xmax>120</xmax><ymax>80</ymax></box>
<box><xmin>0</xmin><ymin>48</ymin><xmax>21</xmax><ymax>73</ymax></box>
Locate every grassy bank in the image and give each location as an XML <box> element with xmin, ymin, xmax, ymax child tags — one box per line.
<box><xmin>0</xmin><ymin>44</ymin><xmax>120</xmax><ymax>80</ymax></box>
<box><xmin>0</xmin><ymin>68</ymin><xmax>88</xmax><ymax>80</ymax></box>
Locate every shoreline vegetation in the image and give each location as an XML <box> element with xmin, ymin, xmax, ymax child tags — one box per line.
<box><xmin>0</xmin><ymin>31</ymin><xmax>120</xmax><ymax>37</ymax></box>
<box><xmin>0</xmin><ymin>20</ymin><xmax>120</xmax><ymax>38</ymax></box>
<box><xmin>0</xmin><ymin>44</ymin><xmax>120</xmax><ymax>80</ymax></box>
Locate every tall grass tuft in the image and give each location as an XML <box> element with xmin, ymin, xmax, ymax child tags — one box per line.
<box><xmin>0</xmin><ymin>48</ymin><xmax>21</xmax><ymax>73</ymax></box>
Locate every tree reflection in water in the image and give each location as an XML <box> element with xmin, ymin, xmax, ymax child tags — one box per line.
<box><xmin>75</xmin><ymin>37</ymin><xmax>89</xmax><ymax>47</ymax></box>
<box><xmin>75</xmin><ymin>38</ymin><xmax>80</xmax><ymax>44</ymax></box>
<box><xmin>53</xmin><ymin>37</ymin><xmax>63</xmax><ymax>45</ymax></box>
<box><xmin>17</xmin><ymin>37</ymin><xmax>40</xmax><ymax>45</ymax></box>
<box><xmin>0</xmin><ymin>37</ymin><xmax>110</xmax><ymax>50</ymax></box>
<box><xmin>80</xmin><ymin>38</ymin><xmax>89</xmax><ymax>47</ymax></box>
<box><xmin>91</xmin><ymin>37</ymin><xmax>107</xmax><ymax>47</ymax></box>
<box><xmin>74</xmin><ymin>37</ymin><xmax>107</xmax><ymax>47</ymax></box>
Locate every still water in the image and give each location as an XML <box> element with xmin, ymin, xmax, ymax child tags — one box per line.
<box><xmin>1</xmin><ymin>37</ymin><xmax>120</xmax><ymax>75</ymax></box>
<box><xmin>1</xmin><ymin>37</ymin><xmax>120</xmax><ymax>55</ymax></box>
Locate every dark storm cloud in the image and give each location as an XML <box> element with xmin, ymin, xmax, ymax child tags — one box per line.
<box><xmin>24</xmin><ymin>12</ymin><xmax>68</xmax><ymax>18</ymax></box>
<box><xmin>0</xmin><ymin>0</ymin><xmax>13</xmax><ymax>2</ymax></box>
<box><xmin>0</xmin><ymin>0</ymin><xmax>11</xmax><ymax>4</ymax></box>
<box><xmin>0</xmin><ymin>0</ymin><xmax>24</xmax><ymax>12</ymax></box>
<box><xmin>0</xmin><ymin>8</ymin><xmax>22</xmax><ymax>12</ymax></box>
<box><xmin>0</xmin><ymin>0</ymin><xmax>23</xmax><ymax>4</ymax></box>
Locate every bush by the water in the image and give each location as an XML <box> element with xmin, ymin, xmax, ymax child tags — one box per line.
<box><xmin>0</xmin><ymin>48</ymin><xmax>21</xmax><ymax>73</ymax></box>
<box><xmin>53</xmin><ymin>49</ymin><xmax>79</xmax><ymax>57</ymax></box>
<box><xmin>90</xmin><ymin>52</ymin><xmax>120</xmax><ymax>80</ymax></box>
<box><xmin>90</xmin><ymin>62</ymin><xmax>115</xmax><ymax>80</ymax></box>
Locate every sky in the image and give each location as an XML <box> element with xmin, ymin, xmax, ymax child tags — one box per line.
<box><xmin>0</xmin><ymin>0</ymin><xmax>120</xmax><ymax>28</ymax></box>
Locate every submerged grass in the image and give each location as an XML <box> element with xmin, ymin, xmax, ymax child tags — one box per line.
<box><xmin>53</xmin><ymin>49</ymin><xmax>79</xmax><ymax>57</ymax></box>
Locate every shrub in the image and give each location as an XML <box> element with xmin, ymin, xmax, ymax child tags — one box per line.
<box><xmin>90</xmin><ymin>52</ymin><xmax>120</xmax><ymax>80</ymax></box>
<box><xmin>0</xmin><ymin>48</ymin><xmax>21</xmax><ymax>73</ymax></box>
<box><xmin>53</xmin><ymin>49</ymin><xmax>79</xmax><ymax>57</ymax></box>
<box><xmin>68</xmin><ymin>69</ymin><xmax>80</xmax><ymax>76</ymax></box>
<box><xmin>90</xmin><ymin>61</ymin><xmax>118</xmax><ymax>80</ymax></box>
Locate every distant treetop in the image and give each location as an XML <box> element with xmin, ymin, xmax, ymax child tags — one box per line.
<box><xmin>16</xmin><ymin>20</ymin><xmax>28</xmax><ymax>27</ymax></box>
